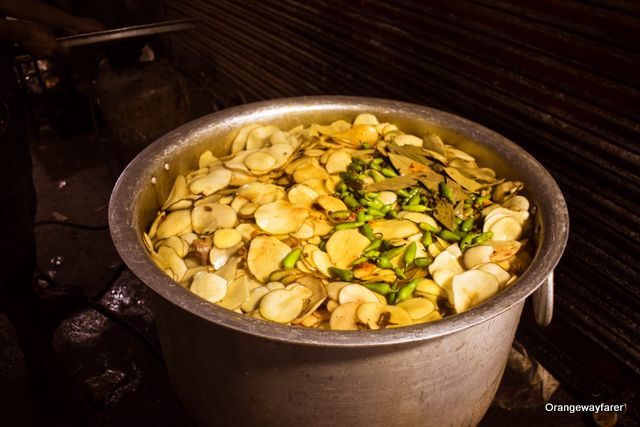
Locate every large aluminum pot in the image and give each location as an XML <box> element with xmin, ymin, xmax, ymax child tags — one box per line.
<box><xmin>109</xmin><ymin>97</ymin><xmax>569</xmax><ymax>426</ymax></box>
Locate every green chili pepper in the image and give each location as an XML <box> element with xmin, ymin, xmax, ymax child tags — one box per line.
<box><xmin>268</xmin><ymin>269</ymin><xmax>291</xmax><ymax>282</ymax></box>
<box><xmin>473</xmin><ymin>231</ymin><xmax>494</xmax><ymax>245</ymax></box>
<box><xmin>361</xmin><ymin>143</ymin><xmax>372</xmax><ymax>149</ymax></box>
<box><xmin>407</xmin><ymin>193</ymin><xmax>421</xmax><ymax>206</ymax></box>
<box><xmin>329</xmin><ymin>267</ymin><xmax>353</xmax><ymax>281</ymax></box>
<box><xmin>396</xmin><ymin>189</ymin><xmax>411</xmax><ymax>198</ymax></box>
<box><xmin>343</xmin><ymin>195</ymin><xmax>360</xmax><ymax>209</ymax></box>
<box><xmin>404</xmin><ymin>242</ymin><xmax>417</xmax><ymax>265</ymax></box>
<box><xmin>329</xmin><ymin>210</ymin><xmax>353</xmax><ymax>220</ymax></box>
<box><xmin>381</xmin><ymin>167</ymin><xmax>398</xmax><ymax>177</ymax></box>
<box><xmin>281</xmin><ymin>273</ymin><xmax>304</xmax><ymax>285</ymax></box>
<box><xmin>381</xmin><ymin>245</ymin><xmax>405</xmax><ymax>259</ymax></box>
<box><xmin>405</xmin><ymin>187</ymin><xmax>420</xmax><ymax>198</ymax></box>
<box><xmin>395</xmin><ymin>278</ymin><xmax>419</xmax><ymax>303</ymax></box>
<box><xmin>453</xmin><ymin>229</ymin><xmax>467</xmax><ymax>239</ymax></box>
<box><xmin>365</xmin><ymin>198</ymin><xmax>385</xmax><ymax>209</ymax></box>
<box><xmin>376</xmin><ymin>257</ymin><xmax>393</xmax><ymax>269</ymax></box>
<box><xmin>336</xmin><ymin>181</ymin><xmax>347</xmax><ymax>193</ymax></box>
<box><xmin>419</xmin><ymin>222</ymin><xmax>439</xmax><ymax>233</ymax></box>
<box><xmin>379</xmin><ymin>204</ymin><xmax>392</xmax><ymax>213</ymax></box>
<box><xmin>360</xmin><ymin>223</ymin><xmax>376</xmax><ymax>241</ymax></box>
<box><xmin>459</xmin><ymin>233</ymin><xmax>478</xmax><ymax>250</ymax></box>
<box><xmin>366</xmin><ymin>207</ymin><xmax>386</xmax><ymax>217</ymax></box>
<box><xmin>364</xmin><ymin>249</ymin><xmax>381</xmax><ymax>258</ymax></box>
<box><xmin>439</xmin><ymin>181</ymin><xmax>453</xmax><ymax>202</ymax></box>
<box><xmin>368</xmin><ymin>169</ymin><xmax>386</xmax><ymax>182</ymax></box>
<box><xmin>413</xmin><ymin>256</ymin><xmax>433</xmax><ymax>267</ymax></box>
<box><xmin>335</xmin><ymin>221</ymin><xmax>364</xmax><ymax>230</ymax></box>
<box><xmin>282</xmin><ymin>248</ymin><xmax>302</xmax><ymax>269</ymax></box>
<box><xmin>370</xmin><ymin>158</ymin><xmax>385</xmax><ymax>170</ymax></box>
<box><xmin>439</xmin><ymin>229</ymin><xmax>461</xmax><ymax>241</ymax></box>
<box><xmin>363</xmin><ymin>282</ymin><xmax>392</xmax><ymax>295</ymax></box>
<box><xmin>422</xmin><ymin>230</ymin><xmax>433</xmax><ymax>247</ymax></box>
<box><xmin>365</xmin><ymin>192</ymin><xmax>380</xmax><ymax>200</ymax></box>
<box><xmin>393</xmin><ymin>267</ymin><xmax>406</xmax><ymax>279</ymax></box>
<box><xmin>364</xmin><ymin>239</ymin><xmax>382</xmax><ymax>252</ymax></box>
<box><xmin>349</xmin><ymin>159</ymin><xmax>365</xmax><ymax>173</ymax></box>
<box><xmin>402</xmin><ymin>204</ymin><xmax>428</xmax><ymax>212</ymax></box>
<box><xmin>387</xmin><ymin>292</ymin><xmax>397</xmax><ymax>304</ymax></box>
<box><xmin>351</xmin><ymin>256</ymin><xmax>370</xmax><ymax>266</ymax></box>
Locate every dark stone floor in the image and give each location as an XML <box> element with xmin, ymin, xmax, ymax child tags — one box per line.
<box><xmin>0</xmin><ymin>126</ymin><xmax>588</xmax><ymax>426</ymax></box>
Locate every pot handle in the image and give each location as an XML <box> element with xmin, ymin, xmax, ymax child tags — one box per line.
<box><xmin>532</xmin><ymin>272</ymin><xmax>554</xmax><ymax>326</ymax></box>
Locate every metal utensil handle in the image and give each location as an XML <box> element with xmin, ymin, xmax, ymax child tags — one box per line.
<box><xmin>532</xmin><ymin>272</ymin><xmax>554</xmax><ymax>326</ymax></box>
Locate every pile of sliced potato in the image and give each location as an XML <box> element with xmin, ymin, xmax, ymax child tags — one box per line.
<box><xmin>143</xmin><ymin>114</ymin><xmax>533</xmax><ymax>330</ymax></box>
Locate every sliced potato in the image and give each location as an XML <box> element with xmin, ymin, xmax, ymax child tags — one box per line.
<box><xmin>254</xmin><ymin>200</ymin><xmax>309</xmax><ymax>235</ymax></box>
<box><xmin>397</xmin><ymin>211</ymin><xmax>440</xmax><ymax>231</ymax></box>
<box><xmin>198</xmin><ymin>151</ymin><xmax>218</xmax><ymax>169</ymax></box>
<box><xmin>241</xmin><ymin>286</ymin><xmax>270</xmax><ymax>313</ymax></box>
<box><xmin>190</xmin><ymin>272</ymin><xmax>227</xmax><ymax>303</ymax></box>
<box><xmin>161</xmin><ymin>175</ymin><xmax>188</xmax><ymax>210</ymax></box>
<box><xmin>156</xmin><ymin>210</ymin><xmax>191</xmax><ymax>240</ymax></box>
<box><xmin>218</xmin><ymin>275</ymin><xmax>250</xmax><ymax>310</ymax></box>
<box><xmin>191</xmin><ymin>203</ymin><xmax>237</xmax><ymax>234</ymax></box>
<box><xmin>325</xmin><ymin>150</ymin><xmax>352</xmax><ymax>173</ymax></box>
<box><xmin>394</xmin><ymin>134</ymin><xmax>423</xmax><ymax>147</ymax></box>
<box><xmin>314</xmin><ymin>195</ymin><xmax>348</xmax><ymax>213</ymax></box>
<box><xmin>462</xmin><ymin>245</ymin><xmax>494</xmax><ymax>269</ymax></box>
<box><xmin>326</xmin><ymin>229</ymin><xmax>371</xmax><ymax>269</ymax></box>
<box><xmin>370</xmin><ymin>219</ymin><xmax>420</xmax><ymax>240</ymax></box>
<box><xmin>326</xmin><ymin>281</ymin><xmax>351</xmax><ymax>301</ymax></box>
<box><xmin>356</xmin><ymin>303</ymin><xmax>412</xmax><ymax>329</ymax></box>
<box><xmin>332</xmin><ymin>125</ymin><xmax>378</xmax><ymax>145</ymax></box>
<box><xmin>287</xmin><ymin>184</ymin><xmax>319</xmax><ymax>208</ymax></box>
<box><xmin>292</xmin><ymin>276</ymin><xmax>328</xmax><ymax>323</ymax></box>
<box><xmin>396</xmin><ymin>298</ymin><xmax>436</xmax><ymax>320</ymax></box>
<box><xmin>451</xmin><ymin>270</ymin><xmax>500</xmax><ymax>313</ymax></box>
<box><xmin>474</xmin><ymin>262</ymin><xmax>510</xmax><ymax>287</ymax></box>
<box><xmin>329</xmin><ymin>302</ymin><xmax>361</xmax><ymax>330</ymax></box>
<box><xmin>338</xmin><ymin>284</ymin><xmax>379</xmax><ymax>305</ymax></box>
<box><xmin>189</xmin><ymin>168</ymin><xmax>232</xmax><ymax>196</ymax></box>
<box><xmin>247</xmin><ymin>235</ymin><xmax>291</xmax><ymax>282</ymax></box>
<box><xmin>259</xmin><ymin>288</ymin><xmax>305</xmax><ymax>323</ymax></box>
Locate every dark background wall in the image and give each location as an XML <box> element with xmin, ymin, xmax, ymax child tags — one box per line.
<box><xmin>163</xmin><ymin>0</ymin><xmax>640</xmax><ymax>417</ymax></box>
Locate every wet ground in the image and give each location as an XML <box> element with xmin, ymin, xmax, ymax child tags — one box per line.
<box><xmin>0</xmin><ymin>127</ymin><xmax>588</xmax><ymax>426</ymax></box>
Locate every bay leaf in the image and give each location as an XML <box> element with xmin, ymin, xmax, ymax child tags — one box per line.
<box><xmin>444</xmin><ymin>167</ymin><xmax>483</xmax><ymax>192</ymax></box>
<box><xmin>365</xmin><ymin>171</ymin><xmax>444</xmax><ymax>192</ymax></box>
<box><xmin>388</xmin><ymin>153</ymin><xmax>415</xmax><ymax>175</ymax></box>
<box><xmin>434</xmin><ymin>200</ymin><xmax>456</xmax><ymax>231</ymax></box>
<box><xmin>456</xmin><ymin>167</ymin><xmax>496</xmax><ymax>183</ymax></box>
<box><xmin>446</xmin><ymin>179</ymin><xmax>466</xmax><ymax>204</ymax></box>
<box><xmin>422</xmin><ymin>134</ymin><xmax>448</xmax><ymax>163</ymax></box>
<box><xmin>417</xmin><ymin>172</ymin><xmax>444</xmax><ymax>192</ymax></box>
<box><xmin>365</xmin><ymin>174</ymin><xmax>420</xmax><ymax>192</ymax></box>
<box><xmin>387</xmin><ymin>142</ymin><xmax>437</xmax><ymax>167</ymax></box>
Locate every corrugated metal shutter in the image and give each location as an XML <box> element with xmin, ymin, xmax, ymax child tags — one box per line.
<box><xmin>165</xmin><ymin>0</ymin><xmax>640</xmax><ymax>416</ymax></box>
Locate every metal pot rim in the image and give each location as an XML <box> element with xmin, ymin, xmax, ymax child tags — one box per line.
<box><xmin>109</xmin><ymin>96</ymin><xmax>569</xmax><ymax>348</ymax></box>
